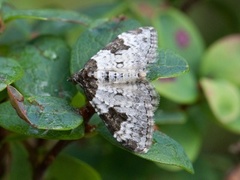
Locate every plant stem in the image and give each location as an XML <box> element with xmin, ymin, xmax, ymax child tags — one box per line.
<box><xmin>33</xmin><ymin>140</ymin><xmax>72</xmax><ymax>180</ymax></box>
<box><xmin>79</xmin><ymin>102</ymin><xmax>96</xmax><ymax>133</ymax></box>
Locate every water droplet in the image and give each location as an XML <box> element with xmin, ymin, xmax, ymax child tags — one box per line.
<box><xmin>43</xmin><ymin>50</ymin><xmax>57</xmax><ymax>60</ymax></box>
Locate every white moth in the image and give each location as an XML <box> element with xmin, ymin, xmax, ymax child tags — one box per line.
<box><xmin>71</xmin><ymin>27</ymin><xmax>159</xmax><ymax>153</ymax></box>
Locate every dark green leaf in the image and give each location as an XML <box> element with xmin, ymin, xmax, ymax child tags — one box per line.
<box><xmin>140</xmin><ymin>131</ymin><xmax>194</xmax><ymax>173</ymax></box>
<box><xmin>6</xmin><ymin>91</ymin><xmax>83</xmax><ymax>130</ymax></box>
<box><xmin>24</xmin><ymin>96</ymin><xmax>83</xmax><ymax>130</ymax></box>
<box><xmin>96</xmin><ymin>121</ymin><xmax>194</xmax><ymax>173</ymax></box>
<box><xmin>147</xmin><ymin>49</ymin><xmax>189</xmax><ymax>80</ymax></box>
<box><xmin>0</xmin><ymin>57</ymin><xmax>23</xmax><ymax>91</ymax></box>
<box><xmin>9</xmin><ymin>142</ymin><xmax>32</xmax><ymax>180</ymax></box>
<box><xmin>32</xmin><ymin>20</ymin><xmax>79</xmax><ymax>37</ymax></box>
<box><xmin>82</xmin><ymin>1</ymin><xmax>127</xmax><ymax>18</ymax></box>
<box><xmin>8</xmin><ymin>36</ymin><xmax>76</xmax><ymax>100</ymax></box>
<box><xmin>3</xmin><ymin>9</ymin><xmax>92</xmax><ymax>25</ymax></box>
<box><xmin>0</xmin><ymin>20</ymin><xmax>30</xmax><ymax>45</ymax></box>
<box><xmin>7</xmin><ymin>82</ymin><xmax>82</xmax><ymax>131</ymax></box>
<box><xmin>160</xmin><ymin>120</ymin><xmax>202</xmax><ymax>162</ymax></box>
<box><xmin>0</xmin><ymin>5</ymin><xmax>31</xmax><ymax>45</ymax></box>
<box><xmin>153</xmin><ymin>73</ymin><xmax>198</xmax><ymax>104</ymax></box>
<box><xmin>154</xmin><ymin>109</ymin><xmax>187</xmax><ymax>125</ymax></box>
<box><xmin>44</xmin><ymin>154</ymin><xmax>101</xmax><ymax>180</ymax></box>
<box><xmin>0</xmin><ymin>101</ymin><xmax>84</xmax><ymax>139</ymax></box>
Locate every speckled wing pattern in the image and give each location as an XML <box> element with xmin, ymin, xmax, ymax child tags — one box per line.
<box><xmin>71</xmin><ymin>27</ymin><xmax>159</xmax><ymax>153</ymax></box>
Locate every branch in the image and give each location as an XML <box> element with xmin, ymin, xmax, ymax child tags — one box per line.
<box><xmin>33</xmin><ymin>140</ymin><xmax>73</xmax><ymax>180</ymax></box>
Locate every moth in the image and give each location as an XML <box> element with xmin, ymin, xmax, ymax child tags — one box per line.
<box><xmin>70</xmin><ymin>27</ymin><xmax>159</xmax><ymax>153</ymax></box>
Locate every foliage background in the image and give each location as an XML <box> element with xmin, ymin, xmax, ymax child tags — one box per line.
<box><xmin>1</xmin><ymin>0</ymin><xmax>240</xmax><ymax>179</ymax></box>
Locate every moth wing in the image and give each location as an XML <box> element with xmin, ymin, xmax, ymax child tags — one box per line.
<box><xmin>90</xmin><ymin>81</ymin><xmax>159</xmax><ymax>153</ymax></box>
<box><xmin>92</xmin><ymin>27</ymin><xmax>158</xmax><ymax>72</ymax></box>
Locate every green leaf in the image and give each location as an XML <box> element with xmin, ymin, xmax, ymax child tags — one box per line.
<box><xmin>147</xmin><ymin>49</ymin><xmax>189</xmax><ymax>80</ymax></box>
<box><xmin>0</xmin><ymin>57</ymin><xmax>23</xmax><ymax>91</ymax></box>
<box><xmin>0</xmin><ymin>19</ymin><xmax>30</xmax><ymax>45</ymax></box>
<box><xmin>139</xmin><ymin>131</ymin><xmax>194</xmax><ymax>173</ymax></box>
<box><xmin>9</xmin><ymin>142</ymin><xmax>32</xmax><ymax>180</ymax></box>
<box><xmin>0</xmin><ymin>101</ymin><xmax>84</xmax><ymax>139</ymax></box>
<box><xmin>71</xmin><ymin>19</ymin><xmax>141</xmax><ymax>74</ymax></box>
<box><xmin>8</xmin><ymin>36</ymin><xmax>76</xmax><ymax>100</ymax></box>
<box><xmin>153</xmin><ymin>73</ymin><xmax>198</xmax><ymax>104</ymax></box>
<box><xmin>95</xmin><ymin>121</ymin><xmax>194</xmax><ymax>173</ymax></box>
<box><xmin>32</xmin><ymin>20</ymin><xmax>79</xmax><ymax>38</ymax></box>
<box><xmin>154</xmin><ymin>7</ymin><xmax>204</xmax><ymax>72</ymax></box>
<box><xmin>201</xmin><ymin>78</ymin><xmax>239</xmax><ymax>123</ymax></box>
<box><xmin>200</xmin><ymin>35</ymin><xmax>240</xmax><ymax>86</ymax></box>
<box><xmin>160</xmin><ymin>120</ymin><xmax>201</xmax><ymax>163</ymax></box>
<box><xmin>25</xmin><ymin>96</ymin><xmax>82</xmax><ymax>130</ymax></box>
<box><xmin>26</xmin><ymin>96</ymin><xmax>82</xmax><ymax>130</ymax></box>
<box><xmin>82</xmin><ymin>1</ymin><xmax>127</xmax><ymax>18</ymax></box>
<box><xmin>0</xmin><ymin>5</ymin><xmax>31</xmax><ymax>45</ymax></box>
<box><xmin>44</xmin><ymin>154</ymin><xmax>101</xmax><ymax>180</ymax></box>
<box><xmin>70</xmin><ymin>92</ymin><xmax>86</xmax><ymax>108</ymax></box>
<box><xmin>200</xmin><ymin>78</ymin><xmax>240</xmax><ymax>133</ymax></box>
<box><xmin>154</xmin><ymin>109</ymin><xmax>187</xmax><ymax>125</ymax></box>
<box><xmin>2</xmin><ymin>9</ymin><xmax>92</xmax><ymax>25</ymax></box>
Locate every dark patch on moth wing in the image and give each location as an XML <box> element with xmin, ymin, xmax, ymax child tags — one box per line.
<box><xmin>122</xmin><ymin>139</ymin><xmax>138</xmax><ymax>152</ymax></box>
<box><xmin>100</xmin><ymin>107</ymin><xmax>128</xmax><ymax>134</ymax></box>
<box><xmin>70</xmin><ymin>59</ymin><xmax>98</xmax><ymax>101</ymax></box>
<box><xmin>142</xmin><ymin>37</ymin><xmax>148</xmax><ymax>42</ymax></box>
<box><xmin>104</xmin><ymin>38</ymin><xmax>130</xmax><ymax>54</ymax></box>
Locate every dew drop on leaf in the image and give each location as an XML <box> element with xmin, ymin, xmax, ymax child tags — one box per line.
<box><xmin>43</xmin><ymin>50</ymin><xmax>57</xmax><ymax>60</ymax></box>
